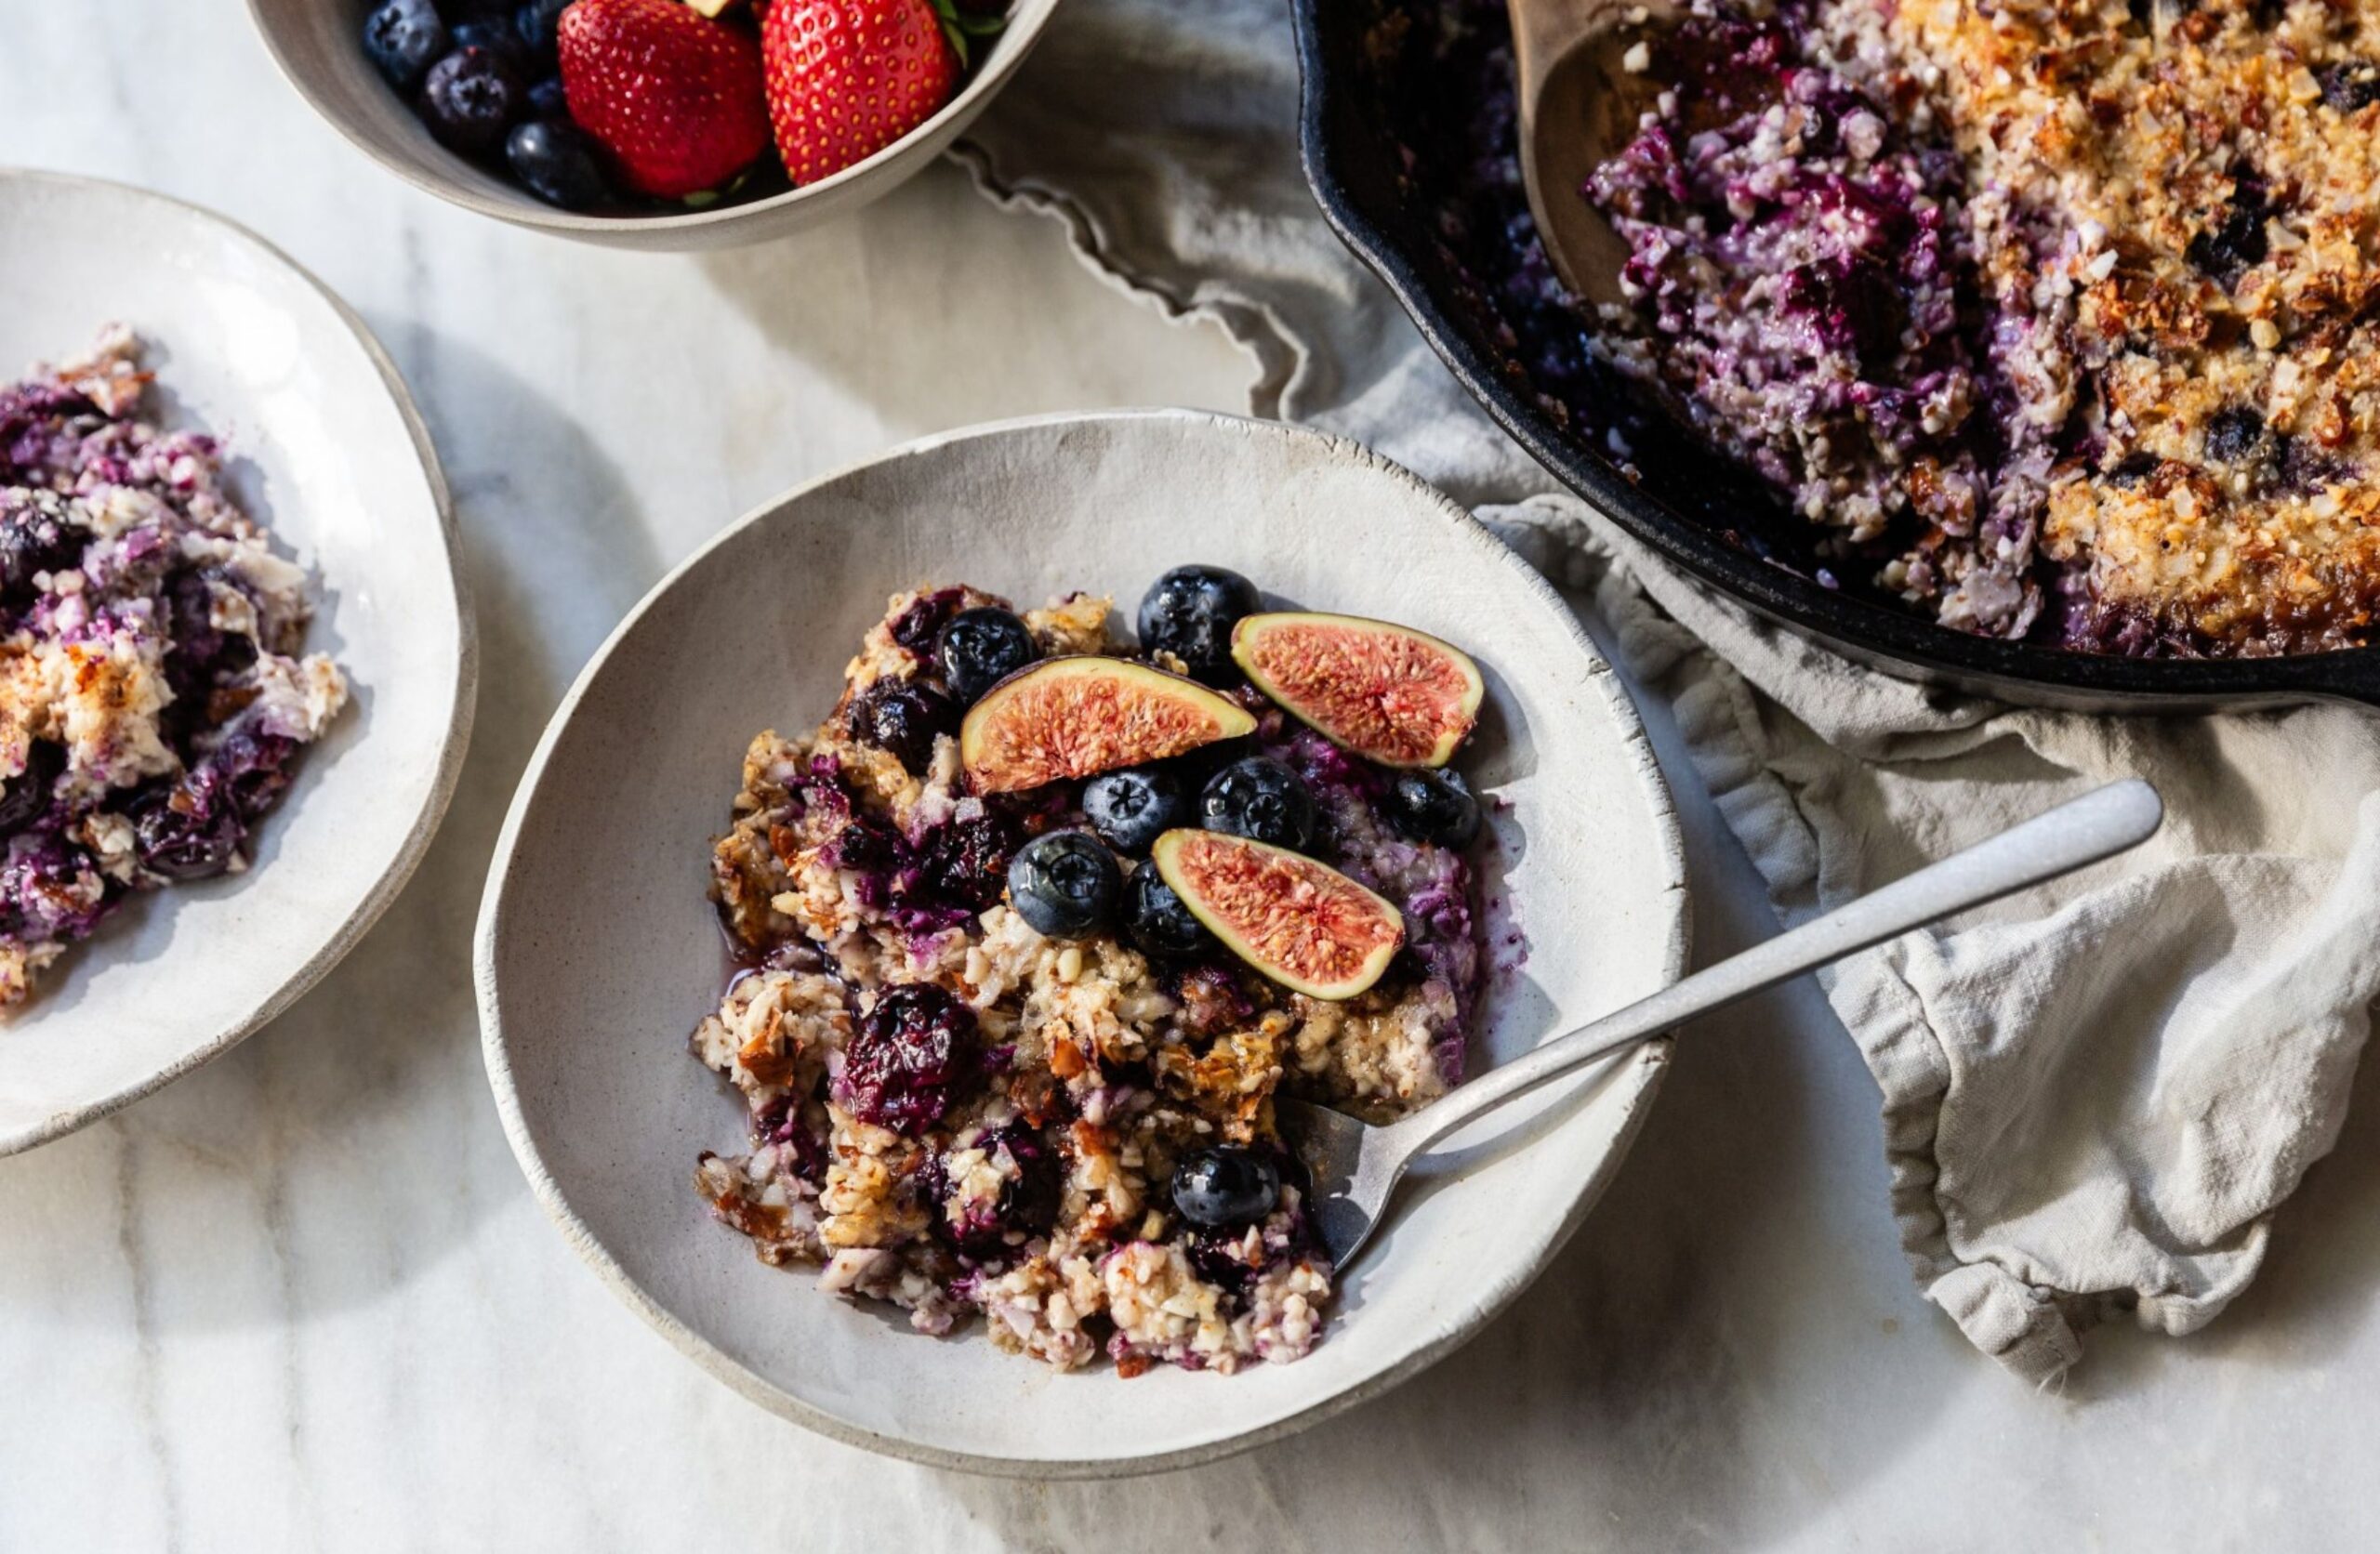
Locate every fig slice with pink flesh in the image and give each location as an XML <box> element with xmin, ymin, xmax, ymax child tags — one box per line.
<box><xmin>959</xmin><ymin>656</ymin><xmax>1256</xmax><ymax>795</ymax></box>
<box><xmin>1151</xmin><ymin>829</ymin><xmax>1406</xmax><ymax>1000</ymax></box>
<box><xmin>1229</xmin><ymin>612</ymin><xmax>1483</xmax><ymax>769</ymax></box>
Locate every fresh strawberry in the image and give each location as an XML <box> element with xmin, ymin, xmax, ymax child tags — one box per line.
<box><xmin>558</xmin><ymin>0</ymin><xmax>771</xmax><ymax>200</ymax></box>
<box><xmin>760</xmin><ymin>0</ymin><xmax>961</xmax><ymax>187</ymax></box>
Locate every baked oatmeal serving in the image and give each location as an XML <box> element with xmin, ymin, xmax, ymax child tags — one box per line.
<box><xmin>0</xmin><ymin>328</ymin><xmax>348</xmax><ymax>1006</ymax></box>
<box><xmin>691</xmin><ymin>568</ymin><xmax>1492</xmax><ymax>1374</ymax></box>
<box><xmin>1412</xmin><ymin>0</ymin><xmax>2380</xmax><ymax>655</ymax></box>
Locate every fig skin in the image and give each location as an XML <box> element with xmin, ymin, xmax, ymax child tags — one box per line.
<box><xmin>1230</xmin><ymin>611</ymin><xmax>1484</xmax><ymax>769</ymax></box>
<box><xmin>1150</xmin><ymin>828</ymin><xmax>1406</xmax><ymax>1001</ymax></box>
<box><xmin>959</xmin><ymin>656</ymin><xmax>1257</xmax><ymax>796</ymax></box>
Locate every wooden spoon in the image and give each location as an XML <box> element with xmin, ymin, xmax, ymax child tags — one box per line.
<box><xmin>1510</xmin><ymin>0</ymin><xmax>1678</xmax><ymax>308</ymax></box>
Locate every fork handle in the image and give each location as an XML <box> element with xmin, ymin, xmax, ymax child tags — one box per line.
<box><xmin>1393</xmin><ymin>779</ymin><xmax>2164</xmax><ymax>1158</ymax></box>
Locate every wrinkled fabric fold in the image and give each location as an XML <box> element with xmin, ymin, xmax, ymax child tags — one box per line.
<box><xmin>954</xmin><ymin>0</ymin><xmax>2380</xmax><ymax>1383</ymax></box>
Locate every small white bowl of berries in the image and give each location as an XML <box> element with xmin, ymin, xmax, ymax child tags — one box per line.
<box><xmin>248</xmin><ymin>0</ymin><xmax>1058</xmax><ymax>247</ymax></box>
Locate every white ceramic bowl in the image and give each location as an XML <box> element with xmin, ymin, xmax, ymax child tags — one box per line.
<box><xmin>246</xmin><ymin>0</ymin><xmax>1063</xmax><ymax>251</ymax></box>
<box><xmin>0</xmin><ymin>169</ymin><xmax>475</xmax><ymax>1154</ymax></box>
<box><xmin>475</xmin><ymin>410</ymin><xmax>1686</xmax><ymax>1475</ymax></box>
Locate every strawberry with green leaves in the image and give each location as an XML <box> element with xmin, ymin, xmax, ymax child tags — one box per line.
<box><xmin>760</xmin><ymin>0</ymin><xmax>1005</xmax><ymax>186</ymax></box>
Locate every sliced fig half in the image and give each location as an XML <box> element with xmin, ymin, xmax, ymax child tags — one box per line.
<box><xmin>960</xmin><ymin>656</ymin><xmax>1257</xmax><ymax>795</ymax></box>
<box><xmin>1231</xmin><ymin>612</ymin><xmax>1483</xmax><ymax>769</ymax></box>
<box><xmin>1151</xmin><ymin>829</ymin><xmax>1406</xmax><ymax>1001</ymax></box>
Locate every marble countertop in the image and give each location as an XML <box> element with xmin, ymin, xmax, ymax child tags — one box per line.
<box><xmin>7</xmin><ymin>9</ymin><xmax>2378</xmax><ymax>1551</ymax></box>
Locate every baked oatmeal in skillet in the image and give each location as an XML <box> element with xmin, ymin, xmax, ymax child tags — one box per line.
<box><xmin>1416</xmin><ymin>0</ymin><xmax>2380</xmax><ymax>654</ymax></box>
<box><xmin>691</xmin><ymin>570</ymin><xmax>1493</xmax><ymax>1374</ymax></box>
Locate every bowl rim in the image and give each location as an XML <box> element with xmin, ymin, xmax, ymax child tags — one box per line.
<box><xmin>1286</xmin><ymin>0</ymin><xmax>2380</xmax><ymax>712</ymax></box>
<box><xmin>0</xmin><ymin>166</ymin><xmax>481</xmax><ymax>1156</ymax></box>
<box><xmin>472</xmin><ymin>406</ymin><xmax>1690</xmax><ymax>1478</ymax></box>
<box><xmin>245</xmin><ymin>0</ymin><xmax>1064</xmax><ymax>238</ymax></box>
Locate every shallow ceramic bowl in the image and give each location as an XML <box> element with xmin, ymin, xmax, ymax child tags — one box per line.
<box><xmin>246</xmin><ymin>0</ymin><xmax>1063</xmax><ymax>251</ymax></box>
<box><xmin>475</xmin><ymin>410</ymin><xmax>1686</xmax><ymax>1475</ymax></box>
<box><xmin>0</xmin><ymin>170</ymin><xmax>475</xmax><ymax>1154</ymax></box>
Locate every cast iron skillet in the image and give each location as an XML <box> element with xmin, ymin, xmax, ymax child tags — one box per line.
<box><xmin>1289</xmin><ymin>0</ymin><xmax>2380</xmax><ymax>713</ymax></box>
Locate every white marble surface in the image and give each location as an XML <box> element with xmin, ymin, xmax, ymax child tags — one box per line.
<box><xmin>6</xmin><ymin>7</ymin><xmax>2379</xmax><ymax>1551</ymax></box>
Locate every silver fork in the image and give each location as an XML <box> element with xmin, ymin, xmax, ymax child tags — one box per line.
<box><xmin>1278</xmin><ymin>778</ymin><xmax>2165</xmax><ymax>1270</ymax></box>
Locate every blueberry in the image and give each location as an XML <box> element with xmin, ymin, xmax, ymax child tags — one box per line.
<box><xmin>1383</xmin><ymin>768</ymin><xmax>1482</xmax><ymax>849</ymax></box>
<box><xmin>449</xmin><ymin>18</ymin><xmax>531</xmax><ymax>73</ymax></box>
<box><xmin>1006</xmin><ymin>831</ymin><xmax>1121</xmax><ymax>939</ymax></box>
<box><xmin>525</xmin><ymin>73</ymin><xmax>569</xmax><ymax>118</ymax></box>
<box><xmin>513</xmin><ymin>0</ymin><xmax>572</xmax><ymax>58</ymax></box>
<box><xmin>132</xmin><ymin>792</ymin><xmax>241</xmax><ymax>882</ymax></box>
<box><xmin>419</xmin><ymin>46</ymin><xmax>521</xmax><ymax>157</ymax></box>
<box><xmin>1124</xmin><ymin>864</ymin><xmax>1211</xmax><ymax>958</ymax></box>
<box><xmin>1170</xmin><ymin>1146</ymin><xmax>1280</xmax><ymax>1229</ymax></box>
<box><xmin>363</xmin><ymin>0</ymin><xmax>450</xmax><ymax>90</ymax></box>
<box><xmin>848</xmin><ymin>679</ymin><xmax>959</xmax><ymax>776</ymax></box>
<box><xmin>1199</xmin><ymin>757</ymin><xmax>1316</xmax><ymax>851</ymax></box>
<box><xmin>840</xmin><ymin>983</ymin><xmax>976</xmax><ymax>1136</ymax></box>
<box><xmin>0</xmin><ymin>741</ymin><xmax>63</xmax><ymax>834</ymax></box>
<box><xmin>1082</xmin><ymin>766</ymin><xmax>1187</xmax><ymax>854</ymax></box>
<box><xmin>1137</xmin><ymin>565</ymin><xmax>1261</xmax><ymax>684</ymax></box>
<box><xmin>937</xmin><ymin>607</ymin><xmax>1038</xmax><ymax>703</ymax></box>
<box><xmin>507</xmin><ymin>119</ymin><xmax>608</xmax><ymax>208</ymax></box>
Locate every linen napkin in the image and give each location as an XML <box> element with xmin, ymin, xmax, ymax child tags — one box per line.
<box><xmin>953</xmin><ymin>0</ymin><xmax>2380</xmax><ymax>1383</ymax></box>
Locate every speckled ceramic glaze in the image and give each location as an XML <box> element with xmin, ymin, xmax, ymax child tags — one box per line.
<box><xmin>477</xmin><ymin>411</ymin><xmax>1687</xmax><ymax>1474</ymax></box>
<box><xmin>245</xmin><ymin>0</ymin><xmax>1064</xmax><ymax>251</ymax></box>
<box><xmin>0</xmin><ymin>169</ymin><xmax>476</xmax><ymax>1154</ymax></box>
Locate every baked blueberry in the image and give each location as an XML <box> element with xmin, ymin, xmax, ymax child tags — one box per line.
<box><xmin>840</xmin><ymin>984</ymin><xmax>976</xmax><ymax>1136</ymax></box>
<box><xmin>132</xmin><ymin>793</ymin><xmax>241</xmax><ymax>881</ymax></box>
<box><xmin>1170</xmin><ymin>1146</ymin><xmax>1280</xmax><ymax>1229</ymax></box>
<box><xmin>362</xmin><ymin>0</ymin><xmax>450</xmax><ymax>90</ymax></box>
<box><xmin>937</xmin><ymin>607</ymin><xmax>1038</xmax><ymax>703</ymax></box>
<box><xmin>1137</xmin><ymin>564</ymin><xmax>1260</xmax><ymax>684</ymax></box>
<box><xmin>0</xmin><ymin>741</ymin><xmax>63</xmax><ymax>834</ymax></box>
<box><xmin>419</xmin><ymin>46</ymin><xmax>521</xmax><ymax>157</ymax></box>
<box><xmin>1082</xmin><ymin>766</ymin><xmax>1187</xmax><ymax>854</ymax></box>
<box><xmin>2318</xmin><ymin>59</ymin><xmax>2380</xmax><ymax>113</ymax></box>
<box><xmin>1124</xmin><ymin>863</ymin><xmax>1211</xmax><ymax>957</ymax></box>
<box><xmin>1006</xmin><ymin>831</ymin><xmax>1121</xmax><ymax>939</ymax></box>
<box><xmin>1199</xmin><ymin>757</ymin><xmax>1316</xmax><ymax>851</ymax></box>
<box><xmin>0</xmin><ymin>493</ymin><xmax>86</xmax><ymax>599</ymax></box>
<box><xmin>849</xmin><ymin>679</ymin><xmax>959</xmax><ymax>775</ymax></box>
<box><xmin>1383</xmin><ymin>768</ymin><xmax>1482</xmax><ymax>849</ymax></box>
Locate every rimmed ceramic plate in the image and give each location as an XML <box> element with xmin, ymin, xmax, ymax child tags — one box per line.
<box><xmin>0</xmin><ymin>169</ymin><xmax>476</xmax><ymax>1154</ymax></box>
<box><xmin>475</xmin><ymin>410</ymin><xmax>1685</xmax><ymax>1476</ymax></box>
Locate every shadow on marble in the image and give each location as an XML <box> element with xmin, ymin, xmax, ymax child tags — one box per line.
<box><xmin>0</xmin><ymin>332</ymin><xmax>659</xmax><ymax>1331</ymax></box>
<box><xmin>2078</xmin><ymin>1022</ymin><xmax>2380</xmax><ymax>1391</ymax></box>
<box><xmin>694</xmin><ymin>162</ymin><xmax>1242</xmax><ymax>436</ymax></box>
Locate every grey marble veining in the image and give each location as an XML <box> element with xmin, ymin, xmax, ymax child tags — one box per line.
<box><xmin>3</xmin><ymin>7</ymin><xmax>2376</xmax><ymax>1551</ymax></box>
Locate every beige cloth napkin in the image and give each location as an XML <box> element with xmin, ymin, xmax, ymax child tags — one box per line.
<box><xmin>954</xmin><ymin>0</ymin><xmax>2380</xmax><ymax>1383</ymax></box>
